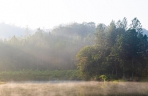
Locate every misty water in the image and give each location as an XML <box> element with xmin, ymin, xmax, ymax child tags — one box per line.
<box><xmin>0</xmin><ymin>81</ymin><xmax>148</xmax><ymax>96</ymax></box>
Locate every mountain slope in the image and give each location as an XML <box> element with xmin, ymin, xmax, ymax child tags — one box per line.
<box><xmin>0</xmin><ymin>23</ymin><xmax>33</xmax><ymax>39</ymax></box>
<box><xmin>142</xmin><ymin>28</ymin><xmax>148</xmax><ymax>36</ymax></box>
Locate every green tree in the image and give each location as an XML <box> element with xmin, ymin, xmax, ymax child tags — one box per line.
<box><xmin>77</xmin><ymin>17</ymin><xmax>148</xmax><ymax>80</ymax></box>
<box><xmin>76</xmin><ymin>46</ymin><xmax>98</xmax><ymax>80</ymax></box>
<box><xmin>99</xmin><ymin>75</ymin><xmax>107</xmax><ymax>82</ymax></box>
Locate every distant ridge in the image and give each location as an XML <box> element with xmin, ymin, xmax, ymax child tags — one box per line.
<box><xmin>0</xmin><ymin>22</ymin><xmax>148</xmax><ymax>39</ymax></box>
<box><xmin>0</xmin><ymin>23</ymin><xmax>33</xmax><ymax>39</ymax></box>
<box><xmin>142</xmin><ymin>28</ymin><xmax>148</xmax><ymax>36</ymax></box>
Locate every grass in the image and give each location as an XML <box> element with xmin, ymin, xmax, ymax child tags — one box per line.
<box><xmin>0</xmin><ymin>81</ymin><xmax>148</xmax><ymax>96</ymax></box>
<box><xmin>1</xmin><ymin>70</ymin><xmax>148</xmax><ymax>95</ymax></box>
<box><xmin>0</xmin><ymin>70</ymin><xmax>81</xmax><ymax>81</ymax></box>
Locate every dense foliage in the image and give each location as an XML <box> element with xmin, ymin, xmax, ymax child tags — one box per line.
<box><xmin>77</xmin><ymin>18</ymin><xmax>148</xmax><ymax>80</ymax></box>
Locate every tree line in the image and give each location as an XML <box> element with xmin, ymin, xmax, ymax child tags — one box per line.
<box><xmin>77</xmin><ymin>18</ymin><xmax>148</xmax><ymax>80</ymax></box>
<box><xmin>0</xmin><ymin>22</ymin><xmax>95</xmax><ymax>71</ymax></box>
<box><xmin>1</xmin><ymin>18</ymin><xmax>148</xmax><ymax>81</ymax></box>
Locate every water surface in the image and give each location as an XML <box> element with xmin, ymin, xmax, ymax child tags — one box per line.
<box><xmin>0</xmin><ymin>81</ymin><xmax>148</xmax><ymax>96</ymax></box>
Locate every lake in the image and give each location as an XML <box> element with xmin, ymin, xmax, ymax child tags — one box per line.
<box><xmin>0</xmin><ymin>81</ymin><xmax>148</xmax><ymax>96</ymax></box>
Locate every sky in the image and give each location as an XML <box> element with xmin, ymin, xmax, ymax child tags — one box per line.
<box><xmin>0</xmin><ymin>0</ymin><xmax>148</xmax><ymax>30</ymax></box>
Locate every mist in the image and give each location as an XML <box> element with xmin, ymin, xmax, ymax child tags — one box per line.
<box><xmin>1</xmin><ymin>0</ymin><xmax>148</xmax><ymax>95</ymax></box>
<box><xmin>0</xmin><ymin>23</ymin><xmax>35</xmax><ymax>39</ymax></box>
<box><xmin>0</xmin><ymin>22</ymin><xmax>95</xmax><ymax>71</ymax></box>
<box><xmin>0</xmin><ymin>81</ymin><xmax>148</xmax><ymax>96</ymax></box>
<box><xmin>1</xmin><ymin>19</ymin><xmax>148</xmax><ymax>96</ymax></box>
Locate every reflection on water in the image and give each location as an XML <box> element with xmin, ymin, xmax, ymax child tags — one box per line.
<box><xmin>0</xmin><ymin>81</ymin><xmax>148</xmax><ymax>96</ymax></box>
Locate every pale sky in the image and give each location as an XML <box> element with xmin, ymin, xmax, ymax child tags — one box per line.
<box><xmin>0</xmin><ymin>0</ymin><xmax>148</xmax><ymax>29</ymax></box>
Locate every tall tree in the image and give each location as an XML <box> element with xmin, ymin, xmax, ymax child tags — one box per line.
<box><xmin>130</xmin><ymin>17</ymin><xmax>142</xmax><ymax>33</ymax></box>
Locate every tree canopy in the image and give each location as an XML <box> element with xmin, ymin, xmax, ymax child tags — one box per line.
<box><xmin>77</xmin><ymin>17</ymin><xmax>148</xmax><ymax>80</ymax></box>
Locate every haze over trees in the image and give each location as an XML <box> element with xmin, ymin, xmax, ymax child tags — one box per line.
<box><xmin>0</xmin><ymin>17</ymin><xmax>148</xmax><ymax>81</ymax></box>
<box><xmin>0</xmin><ymin>22</ymin><xmax>95</xmax><ymax>71</ymax></box>
<box><xmin>0</xmin><ymin>22</ymin><xmax>34</xmax><ymax>39</ymax></box>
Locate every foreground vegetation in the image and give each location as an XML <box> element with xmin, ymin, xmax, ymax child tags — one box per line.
<box><xmin>0</xmin><ymin>70</ymin><xmax>81</xmax><ymax>81</ymax></box>
<box><xmin>0</xmin><ymin>82</ymin><xmax>148</xmax><ymax>96</ymax></box>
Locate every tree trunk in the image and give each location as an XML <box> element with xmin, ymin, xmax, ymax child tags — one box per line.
<box><xmin>122</xmin><ymin>65</ymin><xmax>125</xmax><ymax>78</ymax></box>
<box><xmin>132</xmin><ymin>59</ymin><xmax>134</xmax><ymax>78</ymax></box>
<box><xmin>115</xmin><ymin>62</ymin><xmax>117</xmax><ymax>76</ymax></box>
<box><xmin>112</xmin><ymin>67</ymin><xmax>114</xmax><ymax>75</ymax></box>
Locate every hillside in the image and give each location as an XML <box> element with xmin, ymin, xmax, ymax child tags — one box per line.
<box><xmin>0</xmin><ymin>23</ymin><xmax>34</xmax><ymax>39</ymax></box>
<box><xmin>143</xmin><ymin>28</ymin><xmax>148</xmax><ymax>36</ymax></box>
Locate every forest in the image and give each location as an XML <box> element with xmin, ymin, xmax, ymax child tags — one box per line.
<box><xmin>0</xmin><ymin>22</ymin><xmax>95</xmax><ymax>71</ymax></box>
<box><xmin>77</xmin><ymin>17</ymin><xmax>148</xmax><ymax>81</ymax></box>
<box><xmin>0</xmin><ymin>17</ymin><xmax>148</xmax><ymax>81</ymax></box>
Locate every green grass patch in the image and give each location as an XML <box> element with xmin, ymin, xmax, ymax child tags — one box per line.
<box><xmin>0</xmin><ymin>69</ymin><xmax>82</xmax><ymax>81</ymax></box>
